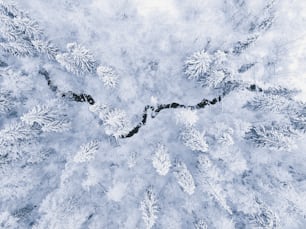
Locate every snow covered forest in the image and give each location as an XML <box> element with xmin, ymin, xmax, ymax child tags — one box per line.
<box><xmin>0</xmin><ymin>0</ymin><xmax>306</xmax><ymax>228</ymax></box>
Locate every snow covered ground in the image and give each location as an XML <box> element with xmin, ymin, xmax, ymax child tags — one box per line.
<box><xmin>1</xmin><ymin>0</ymin><xmax>306</xmax><ymax>228</ymax></box>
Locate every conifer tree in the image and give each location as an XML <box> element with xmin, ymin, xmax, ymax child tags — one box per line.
<box><xmin>245</xmin><ymin>122</ymin><xmax>296</xmax><ymax>150</ymax></box>
<box><xmin>0</xmin><ymin>91</ymin><xmax>14</xmax><ymax>114</ymax></box>
<box><xmin>184</xmin><ymin>50</ymin><xmax>212</xmax><ymax>80</ymax></box>
<box><xmin>140</xmin><ymin>187</ymin><xmax>159</xmax><ymax>229</ymax></box>
<box><xmin>0</xmin><ymin>121</ymin><xmax>37</xmax><ymax>148</ymax></box>
<box><xmin>180</xmin><ymin>127</ymin><xmax>209</xmax><ymax>152</ymax></box>
<box><xmin>0</xmin><ymin>1</ymin><xmax>305</xmax><ymax>228</ymax></box>
<box><xmin>193</xmin><ymin>218</ymin><xmax>208</xmax><ymax>229</ymax></box>
<box><xmin>32</xmin><ymin>39</ymin><xmax>58</xmax><ymax>60</ymax></box>
<box><xmin>102</xmin><ymin>108</ymin><xmax>131</xmax><ymax>138</ymax></box>
<box><xmin>97</xmin><ymin>66</ymin><xmax>119</xmax><ymax>88</ymax></box>
<box><xmin>56</xmin><ymin>42</ymin><xmax>97</xmax><ymax>75</ymax></box>
<box><xmin>21</xmin><ymin>103</ymin><xmax>71</xmax><ymax>133</ymax></box>
<box><xmin>173</xmin><ymin>161</ymin><xmax>195</xmax><ymax>195</ymax></box>
<box><xmin>73</xmin><ymin>140</ymin><xmax>99</xmax><ymax>163</ymax></box>
<box><xmin>197</xmin><ymin>154</ymin><xmax>233</xmax><ymax>215</ymax></box>
<box><xmin>184</xmin><ymin>49</ymin><xmax>229</xmax><ymax>88</ymax></box>
<box><xmin>152</xmin><ymin>144</ymin><xmax>171</xmax><ymax>176</ymax></box>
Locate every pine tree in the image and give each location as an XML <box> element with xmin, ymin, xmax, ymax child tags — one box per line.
<box><xmin>184</xmin><ymin>50</ymin><xmax>212</xmax><ymax>80</ymax></box>
<box><xmin>10</xmin><ymin>16</ymin><xmax>42</xmax><ymax>40</ymax></box>
<box><xmin>193</xmin><ymin>218</ymin><xmax>208</xmax><ymax>229</ymax></box>
<box><xmin>212</xmin><ymin>122</ymin><xmax>235</xmax><ymax>146</ymax></box>
<box><xmin>0</xmin><ymin>121</ymin><xmax>37</xmax><ymax>148</ymax></box>
<box><xmin>245</xmin><ymin>93</ymin><xmax>290</xmax><ymax>113</ymax></box>
<box><xmin>173</xmin><ymin>161</ymin><xmax>195</xmax><ymax>195</ymax></box>
<box><xmin>140</xmin><ymin>187</ymin><xmax>159</xmax><ymax>229</ymax></box>
<box><xmin>102</xmin><ymin>108</ymin><xmax>131</xmax><ymax>138</ymax></box>
<box><xmin>243</xmin><ymin>84</ymin><xmax>306</xmax><ymax>149</ymax></box>
<box><xmin>0</xmin><ymin>0</ymin><xmax>19</xmax><ymax>18</ymax></box>
<box><xmin>73</xmin><ymin>140</ymin><xmax>99</xmax><ymax>163</ymax></box>
<box><xmin>0</xmin><ymin>3</ymin><xmax>42</xmax><ymax>58</ymax></box>
<box><xmin>97</xmin><ymin>65</ymin><xmax>118</xmax><ymax>88</ymax></box>
<box><xmin>21</xmin><ymin>103</ymin><xmax>71</xmax><ymax>133</ymax></box>
<box><xmin>264</xmin><ymin>86</ymin><xmax>299</xmax><ymax>98</ymax></box>
<box><xmin>0</xmin><ymin>90</ymin><xmax>14</xmax><ymax>114</ymax></box>
<box><xmin>0</xmin><ymin>15</ymin><xmax>20</xmax><ymax>40</ymax></box>
<box><xmin>56</xmin><ymin>42</ymin><xmax>97</xmax><ymax>75</ymax></box>
<box><xmin>0</xmin><ymin>1</ymin><xmax>305</xmax><ymax>228</ymax></box>
<box><xmin>180</xmin><ymin>127</ymin><xmax>208</xmax><ymax>152</ymax></box>
<box><xmin>0</xmin><ymin>40</ymin><xmax>36</xmax><ymax>57</ymax></box>
<box><xmin>197</xmin><ymin>154</ymin><xmax>233</xmax><ymax>215</ymax></box>
<box><xmin>34</xmin><ymin>190</ymin><xmax>94</xmax><ymax>229</ymax></box>
<box><xmin>245</xmin><ymin>122</ymin><xmax>296</xmax><ymax>150</ymax></box>
<box><xmin>217</xmin><ymin>129</ymin><xmax>234</xmax><ymax>146</ymax></box>
<box><xmin>184</xmin><ymin>49</ymin><xmax>229</xmax><ymax>88</ymax></box>
<box><xmin>32</xmin><ymin>39</ymin><xmax>58</xmax><ymax>60</ymax></box>
<box><xmin>152</xmin><ymin>144</ymin><xmax>171</xmax><ymax>176</ymax></box>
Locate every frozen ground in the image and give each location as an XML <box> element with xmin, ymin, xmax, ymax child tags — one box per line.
<box><xmin>1</xmin><ymin>0</ymin><xmax>306</xmax><ymax>228</ymax></box>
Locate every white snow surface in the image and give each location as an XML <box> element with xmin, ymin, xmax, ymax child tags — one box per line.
<box><xmin>0</xmin><ymin>0</ymin><xmax>306</xmax><ymax>228</ymax></box>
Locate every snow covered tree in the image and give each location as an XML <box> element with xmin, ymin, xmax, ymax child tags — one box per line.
<box><xmin>242</xmin><ymin>83</ymin><xmax>306</xmax><ymax>149</ymax></box>
<box><xmin>56</xmin><ymin>42</ymin><xmax>97</xmax><ymax>75</ymax></box>
<box><xmin>173</xmin><ymin>161</ymin><xmax>195</xmax><ymax>195</ymax></box>
<box><xmin>0</xmin><ymin>40</ymin><xmax>36</xmax><ymax>57</ymax></box>
<box><xmin>21</xmin><ymin>103</ymin><xmax>71</xmax><ymax>133</ymax></box>
<box><xmin>184</xmin><ymin>50</ymin><xmax>212</xmax><ymax>80</ymax></box>
<box><xmin>32</xmin><ymin>39</ymin><xmax>58</xmax><ymax>60</ymax></box>
<box><xmin>34</xmin><ymin>189</ymin><xmax>95</xmax><ymax>229</ymax></box>
<box><xmin>197</xmin><ymin>154</ymin><xmax>233</xmax><ymax>215</ymax></box>
<box><xmin>193</xmin><ymin>218</ymin><xmax>208</xmax><ymax>229</ymax></box>
<box><xmin>0</xmin><ymin>121</ymin><xmax>37</xmax><ymax>148</ymax></box>
<box><xmin>0</xmin><ymin>0</ymin><xmax>19</xmax><ymax>18</ymax></box>
<box><xmin>32</xmin><ymin>142</ymin><xmax>100</xmax><ymax>229</ymax></box>
<box><xmin>0</xmin><ymin>2</ymin><xmax>42</xmax><ymax>57</ymax></box>
<box><xmin>184</xmin><ymin>49</ymin><xmax>230</xmax><ymax>88</ymax></box>
<box><xmin>152</xmin><ymin>144</ymin><xmax>171</xmax><ymax>176</ymax></box>
<box><xmin>0</xmin><ymin>16</ymin><xmax>38</xmax><ymax>42</ymax></box>
<box><xmin>245</xmin><ymin>122</ymin><xmax>296</xmax><ymax>150</ymax></box>
<box><xmin>97</xmin><ymin>65</ymin><xmax>119</xmax><ymax>88</ymax></box>
<box><xmin>9</xmin><ymin>17</ymin><xmax>42</xmax><ymax>40</ymax></box>
<box><xmin>88</xmin><ymin>102</ymin><xmax>133</xmax><ymax>138</ymax></box>
<box><xmin>0</xmin><ymin>90</ymin><xmax>14</xmax><ymax>114</ymax></box>
<box><xmin>140</xmin><ymin>186</ymin><xmax>159</xmax><ymax>229</ymax></box>
<box><xmin>180</xmin><ymin>127</ymin><xmax>208</xmax><ymax>152</ymax></box>
<box><xmin>73</xmin><ymin>140</ymin><xmax>99</xmax><ymax>163</ymax></box>
<box><xmin>217</xmin><ymin>128</ymin><xmax>234</xmax><ymax>146</ymax></box>
<box><xmin>0</xmin><ymin>0</ymin><xmax>305</xmax><ymax>228</ymax></box>
<box><xmin>102</xmin><ymin>108</ymin><xmax>131</xmax><ymax>138</ymax></box>
<box><xmin>245</xmin><ymin>93</ymin><xmax>291</xmax><ymax>113</ymax></box>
